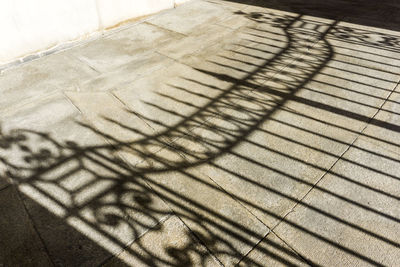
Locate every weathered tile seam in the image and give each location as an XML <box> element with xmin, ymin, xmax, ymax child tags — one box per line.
<box><xmin>272</xmin><ymin>35</ymin><xmax>400</xmax><ymax>237</ymax></box>
<box><xmin>99</xmin><ymin>213</ymin><xmax>174</xmax><ymax>266</ymax></box>
<box><xmin>13</xmin><ymin>185</ymin><xmax>57</xmax><ymax>266</ymax></box>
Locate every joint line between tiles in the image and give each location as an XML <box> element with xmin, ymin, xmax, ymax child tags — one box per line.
<box><xmin>98</xmin><ymin>213</ymin><xmax>174</xmax><ymax>266</ymax></box>
<box><xmin>14</xmin><ymin>184</ymin><xmax>57</xmax><ymax>266</ymax></box>
<box><xmin>272</xmin><ymin>58</ymin><xmax>400</xmax><ymax>235</ymax></box>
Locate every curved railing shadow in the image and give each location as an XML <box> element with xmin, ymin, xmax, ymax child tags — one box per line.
<box><xmin>1</xmin><ymin>8</ymin><xmax>400</xmax><ymax>267</ymax></box>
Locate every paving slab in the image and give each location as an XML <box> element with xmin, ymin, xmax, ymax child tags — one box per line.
<box><xmin>156</xmin><ymin>23</ymin><xmax>236</xmax><ymax>61</ymax></box>
<box><xmin>104</xmin><ymin>215</ymin><xmax>222</xmax><ymax>267</ymax></box>
<box><xmin>141</xmin><ymin>167</ymin><xmax>270</xmax><ymax>266</ymax></box>
<box><xmin>65</xmin><ymin>91</ymin><xmax>155</xmax><ymax>143</ymax></box>
<box><xmin>0</xmin><ymin>52</ymin><xmax>98</xmax><ymax>114</ymax></box>
<box><xmin>65</xmin><ymin>89</ymin><xmax>187</xmax><ymax>168</ymax></box>
<box><xmin>0</xmin><ymin>186</ymin><xmax>52</xmax><ymax>266</ymax></box>
<box><xmin>273</xmin><ymin>137</ymin><xmax>400</xmax><ymax>266</ymax></box>
<box><xmin>112</xmin><ymin>60</ymin><xmax>235</xmax><ymax>135</ymax></box>
<box><xmin>361</xmin><ymin>83</ymin><xmax>400</xmax><ymax>155</ymax></box>
<box><xmin>148</xmin><ymin>0</ymin><xmax>234</xmax><ymax>35</ymax></box>
<box><xmin>75</xmin><ymin>52</ymin><xmax>175</xmax><ymax>92</ymax></box>
<box><xmin>68</xmin><ymin>22</ymin><xmax>183</xmax><ymax>74</ymax></box>
<box><xmin>238</xmin><ymin>232</ymin><xmax>309</xmax><ymax>266</ymax></box>
<box><xmin>325</xmin><ymin>38</ymin><xmax>400</xmax><ymax>74</ymax></box>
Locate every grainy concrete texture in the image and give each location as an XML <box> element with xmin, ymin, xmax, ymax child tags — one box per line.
<box><xmin>1</xmin><ymin>0</ymin><xmax>400</xmax><ymax>266</ymax></box>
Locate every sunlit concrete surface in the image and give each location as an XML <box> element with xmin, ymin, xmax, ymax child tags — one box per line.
<box><xmin>1</xmin><ymin>0</ymin><xmax>400</xmax><ymax>266</ymax></box>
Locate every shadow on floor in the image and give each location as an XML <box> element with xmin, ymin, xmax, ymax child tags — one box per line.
<box><xmin>1</xmin><ymin>2</ymin><xmax>400</xmax><ymax>266</ymax></box>
<box><xmin>222</xmin><ymin>0</ymin><xmax>400</xmax><ymax>31</ymax></box>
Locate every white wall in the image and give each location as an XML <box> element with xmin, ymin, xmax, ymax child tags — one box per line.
<box><xmin>0</xmin><ymin>0</ymin><xmax>189</xmax><ymax>65</ymax></box>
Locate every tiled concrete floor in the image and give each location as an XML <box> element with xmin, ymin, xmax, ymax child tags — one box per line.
<box><xmin>1</xmin><ymin>0</ymin><xmax>400</xmax><ymax>266</ymax></box>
